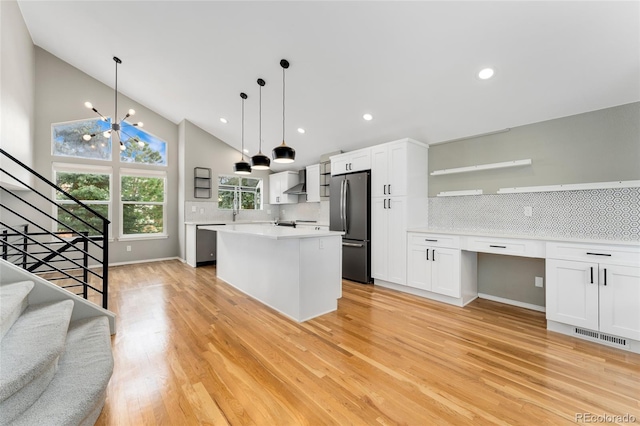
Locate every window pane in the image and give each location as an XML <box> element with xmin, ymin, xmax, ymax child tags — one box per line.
<box><xmin>219</xmin><ymin>176</ymin><xmax>239</xmax><ymax>186</ymax></box>
<box><xmin>121</xmin><ymin>176</ymin><xmax>165</xmax><ymax>202</ymax></box>
<box><xmin>119</xmin><ymin>125</ymin><xmax>167</xmax><ymax>166</ymax></box>
<box><xmin>56</xmin><ymin>172</ymin><xmax>110</xmax><ymax>201</ymax></box>
<box><xmin>52</xmin><ymin>118</ymin><xmax>112</xmax><ymax>160</ymax></box>
<box><xmin>122</xmin><ymin>204</ymin><xmax>164</xmax><ymax>234</ymax></box>
<box><xmin>56</xmin><ymin>204</ymin><xmax>109</xmax><ymax>236</ymax></box>
<box><xmin>218</xmin><ymin>190</ymin><xmax>235</xmax><ymax>209</ymax></box>
<box><xmin>241</xmin><ymin>191</ymin><xmax>256</xmax><ymax>209</ymax></box>
<box><xmin>242</xmin><ymin>178</ymin><xmax>260</xmax><ymax>188</ymax></box>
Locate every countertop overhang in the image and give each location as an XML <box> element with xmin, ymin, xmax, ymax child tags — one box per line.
<box><xmin>200</xmin><ymin>224</ymin><xmax>344</xmax><ymax>240</ymax></box>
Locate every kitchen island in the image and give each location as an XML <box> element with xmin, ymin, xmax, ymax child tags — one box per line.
<box><xmin>200</xmin><ymin>224</ymin><xmax>344</xmax><ymax>322</ymax></box>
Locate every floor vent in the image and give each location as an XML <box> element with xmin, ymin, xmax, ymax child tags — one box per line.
<box><xmin>574</xmin><ymin>328</ymin><xmax>628</xmax><ymax>348</ymax></box>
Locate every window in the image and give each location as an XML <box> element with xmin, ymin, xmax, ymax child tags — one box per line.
<box><xmin>120</xmin><ymin>169</ymin><xmax>166</xmax><ymax>237</ymax></box>
<box><xmin>218</xmin><ymin>175</ymin><xmax>262</xmax><ymax>210</ymax></box>
<box><xmin>53</xmin><ymin>164</ymin><xmax>112</xmax><ymax>237</ymax></box>
<box><xmin>52</xmin><ymin>118</ymin><xmax>112</xmax><ymax>161</ymax></box>
<box><xmin>119</xmin><ymin>125</ymin><xmax>168</xmax><ymax>166</ymax></box>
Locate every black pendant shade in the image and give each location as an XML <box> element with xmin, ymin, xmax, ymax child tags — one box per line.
<box><xmin>272</xmin><ymin>143</ymin><xmax>296</xmax><ymax>163</ymax></box>
<box><xmin>251</xmin><ymin>78</ymin><xmax>271</xmax><ymax>170</ymax></box>
<box><xmin>234</xmin><ymin>92</ymin><xmax>252</xmax><ymax>175</ymax></box>
<box><xmin>272</xmin><ymin>59</ymin><xmax>295</xmax><ymax>164</ymax></box>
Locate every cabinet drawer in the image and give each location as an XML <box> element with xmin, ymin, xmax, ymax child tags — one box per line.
<box><xmin>466</xmin><ymin>236</ymin><xmax>545</xmax><ymax>258</ymax></box>
<box><xmin>408</xmin><ymin>233</ymin><xmax>460</xmax><ymax>249</ymax></box>
<box><xmin>546</xmin><ymin>242</ymin><xmax>640</xmax><ymax>265</ymax></box>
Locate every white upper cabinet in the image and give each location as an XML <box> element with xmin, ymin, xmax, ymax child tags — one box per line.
<box><xmin>269</xmin><ymin>171</ymin><xmax>299</xmax><ymax>205</ymax></box>
<box><xmin>305</xmin><ymin>164</ymin><xmax>320</xmax><ymax>203</ymax></box>
<box><xmin>371</xmin><ymin>139</ymin><xmax>428</xmax><ymax>198</ymax></box>
<box><xmin>330</xmin><ymin>147</ymin><xmax>372</xmax><ymax>175</ymax></box>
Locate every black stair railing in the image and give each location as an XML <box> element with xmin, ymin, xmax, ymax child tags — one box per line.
<box><xmin>0</xmin><ymin>148</ymin><xmax>110</xmax><ymax>309</ymax></box>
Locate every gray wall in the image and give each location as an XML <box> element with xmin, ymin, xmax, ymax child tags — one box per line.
<box><xmin>429</xmin><ymin>102</ymin><xmax>640</xmax><ymax>196</ymax></box>
<box><xmin>0</xmin><ymin>0</ymin><xmax>35</xmax><ymax>188</ymax></box>
<box><xmin>31</xmin><ymin>48</ymin><xmax>180</xmax><ymax>264</ymax></box>
<box><xmin>428</xmin><ymin>103</ymin><xmax>640</xmax><ymax>307</ymax></box>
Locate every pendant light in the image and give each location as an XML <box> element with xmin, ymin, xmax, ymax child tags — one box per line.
<box><xmin>272</xmin><ymin>59</ymin><xmax>295</xmax><ymax>163</ymax></box>
<box><xmin>234</xmin><ymin>92</ymin><xmax>252</xmax><ymax>175</ymax></box>
<box><xmin>251</xmin><ymin>78</ymin><xmax>271</xmax><ymax>170</ymax></box>
<box><xmin>83</xmin><ymin>56</ymin><xmax>145</xmax><ymax>151</ymax></box>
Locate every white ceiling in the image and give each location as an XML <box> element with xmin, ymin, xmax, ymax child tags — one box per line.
<box><xmin>18</xmin><ymin>1</ymin><xmax>640</xmax><ymax>171</ymax></box>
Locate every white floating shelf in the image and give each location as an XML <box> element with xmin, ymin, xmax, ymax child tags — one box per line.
<box><xmin>497</xmin><ymin>180</ymin><xmax>640</xmax><ymax>194</ymax></box>
<box><xmin>431</xmin><ymin>159</ymin><xmax>532</xmax><ymax>176</ymax></box>
<box><xmin>436</xmin><ymin>189</ymin><xmax>484</xmax><ymax>197</ymax></box>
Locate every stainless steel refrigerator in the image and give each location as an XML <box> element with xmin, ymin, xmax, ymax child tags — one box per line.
<box><xmin>330</xmin><ymin>171</ymin><xmax>371</xmax><ymax>283</ymax></box>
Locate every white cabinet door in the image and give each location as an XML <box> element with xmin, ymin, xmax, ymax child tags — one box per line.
<box><xmin>387</xmin><ymin>197</ymin><xmax>407</xmax><ymax>285</ymax></box>
<box><xmin>371</xmin><ymin>142</ymin><xmax>408</xmax><ymax>198</ymax></box>
<box><xmin>431</xmin><ymin>247</ymin><xmax>460</xmax><ymax>298</ymax></box>
<box><xmin>350</xmin><ymin>149</ymin><xmax>371</xmax><ymax>172</ymax></box>
<box><xmin>371</xmin><ymin>145</ymin><xmax>388</xmax><ymax>198</ymax></box>
<box><xmin>269</xmin><ymin>173</ymin><xmax>281</xmax><ymax>204</ymax></box>
<box><xmin>407</xmin><ymin>244</ymin><xmax>430</xmax><ymax>290</ymax></box>
<box><xmin>599</xmin><ymin>264</ymin><xmax>640</xmax><ymax>340</ymax></box>
<box><xmin>546</xmin><ymin>259</ymin><xmax>599</xmax><ymax>330</ymax></box>
<box><xmin>305</xmin><ymin>164</ymin><xmax>320</xmax><ymax>202</ymax></box>
<box><xmin>387</xmin><ymin>141</ymin><xmax>407</xmax><ymax>197</ymax></box>
<box><xmin>331</xmin><ymin>155</ymin><xmax>350</xmax><ymax>176</ymax></box>
<box><xmin>371</xmin><ymin>198</ymin><xmax>388</xmax><ymax>281</ymax></box>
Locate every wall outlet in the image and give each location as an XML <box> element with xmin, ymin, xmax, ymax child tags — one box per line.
<box><xmin>535</xmin><ymin>276</ymin><xmax>543</xmax><ymax>288</ymax></box>
<box><xmin>319</xmin><ymin>239</ymin><xmax>324</xmax><ymax>249</ymax></box>
<box><xmin>199</xmin><ymin>208</ymin><xmax>204</xmax><ymax>214</ymax></box>
<box><xmin>267</xmin><ymin>209</ymin><xmax>271</xmax><ymax>215</ymax></box>
<box><xmin>191</xmin><ymin>206</ymin><xmax>197</xmax><ymax>212</ymax></box>
<box><xmin>524</xmin><ymin>206</ymin><xmax>533</xmax><ymax>217</ymax></box>
<box><xmin>281</xmin><ymin>210</ymin><xmax>286</xmax><ymax>215</ymax></box>
<box><xmin>126</xmin><ymin>245</ymin><xmax>132</xmax><ymax>252</ymax></box>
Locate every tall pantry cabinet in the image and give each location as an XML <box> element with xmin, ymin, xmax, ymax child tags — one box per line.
<box><xmin>371</xmin><ymin>139</ymin><xmax>429</xmax><ymax>286</ymax></box>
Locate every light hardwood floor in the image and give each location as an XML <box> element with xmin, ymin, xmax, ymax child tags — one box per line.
<box><xmin>94</xmin><ymin>260</ymin><xmax>640</xmax><ymax>425</ymax></box>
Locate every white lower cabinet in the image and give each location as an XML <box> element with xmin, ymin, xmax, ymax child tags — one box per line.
<box><xmin>372</xmin><ymin>197</ymin><xmax>407</xmax><ymax>284</ymax></box>
<box><xmin>408</xmin><ymin>245</ymin><xmax>460</xmax><ymax>297</ymax></box>
<box><xmin>546</xmin><ymin>244</ymin><xmax>640</xmax><ymax>341</ymax></box>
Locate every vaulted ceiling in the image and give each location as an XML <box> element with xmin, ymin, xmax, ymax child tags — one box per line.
<box><xmin>18</xmin><ymin>1</ymin><xmax>640</xmax><ymax>170</ymax></box>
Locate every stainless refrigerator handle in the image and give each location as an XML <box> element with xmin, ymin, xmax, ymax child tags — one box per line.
<box><xmin>342</xmin><ymin>242</ymin><xmax>363</xmax><ymax>248</ymax></box>
<box><xmin>343</xmin><ymin>179</ymin><xmax>349</xmax><ymax>234</ymax></box>
<box><xmin>340</xmin><ymin>180</ymin><xmax>345</xmax><ymax>231</ymax></box>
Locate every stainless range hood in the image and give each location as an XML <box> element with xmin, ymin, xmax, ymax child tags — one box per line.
<box><xmin>283</xmin><ymin>170</ymin><xmax>306</xmax><ymax>195</ymax></box>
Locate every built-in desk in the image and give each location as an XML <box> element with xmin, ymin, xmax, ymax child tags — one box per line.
<box><xmin>387</xmin><ymin>230</ymin><xmax>640</xmax><ymax>353</ymax></box>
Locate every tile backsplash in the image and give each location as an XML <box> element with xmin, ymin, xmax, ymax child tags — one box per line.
<box><xmin>428</xmin><ymin>187</ymin><xmax>640</xmax><ymax>241</ymax></box>
<box><xmin>185</xmin><ymin>201</ymin><xmax>279</xmax><ymax>222</ymax></box>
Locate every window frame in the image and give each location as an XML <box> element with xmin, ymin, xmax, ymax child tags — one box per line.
<box><xmin>217</xmin><ymin>175</ymin><xmax>263</xmax><ymax>211</ymax></box>
<box><xmin>118</xmin><ymin>168</ymin><xmax>168</xmax><ymax>240</ymax></box>
<box><xmin>51</xmin><ymin>162</ymin><xmax>113</xmax><ymax>239</ymax></box>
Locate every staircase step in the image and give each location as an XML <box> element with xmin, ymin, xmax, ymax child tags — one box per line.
<box><xmin>0</xmin><ymin>300</ymin><xmax>74</xmax><ymax>423</ymax></box>
<box><xmin>0</xmin><ymin>281</ymin><xmax>34</xmax><ymax>341</ymax></box>
<box><xmin>11</xmin><ymin>316</ymin><xmax>114</xmax><ymax>426</ymax></box>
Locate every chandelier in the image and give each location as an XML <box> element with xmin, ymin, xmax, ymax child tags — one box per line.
<box><xmin>83</xmin><ymin>56</ymin><xmax>144</xmax><ymax>151</ymax></box>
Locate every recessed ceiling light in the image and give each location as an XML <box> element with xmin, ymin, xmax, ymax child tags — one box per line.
<box><xmin>478</xmin><ymin>68</ymin><xmax>495</xmax><ymax>80</ymax></box>
<box><xmin>363</xmin><ymin>113</ymin><xmax>373</xmax><ymax>121</ymax></box>
<box><xmin>297</xmin><ymin>128</ymin><xmax>305</xmax><ymax>134</ymax></box>
<box><xmin>220</xmin><ymin>118</ymin><xmax>228</xmax><ymax>124</ymax></box>
<box><xmin>243</xmin><ymin>148</ymin><xmax>249</xmax><ymax>153</ymax></box>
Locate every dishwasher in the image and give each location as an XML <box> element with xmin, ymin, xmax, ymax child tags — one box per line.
<box><xmin>196</xmin><ymin>225</ymin><xmax>223</xmax><ymax>266</ymax></box>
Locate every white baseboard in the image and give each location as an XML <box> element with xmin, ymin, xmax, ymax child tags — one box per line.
<box><xmin>478</xmin><ymin>293</ymin><xmax>545</xmax><ymax>312</ymax></box>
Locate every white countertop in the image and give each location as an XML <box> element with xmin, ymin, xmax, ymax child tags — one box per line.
<box><xmin>408</xmin><ymin>228</ymin><xmax>640</xmax><ymax>247</ymax></box>
<box><xmin>200</xmin><ymin>224</ymin><xmax>344</xmax><ymax>240</ymax></box>
<box><xmin>185</xmin><ymin>220</ymin><xmax>272</xmax><ymax>225</ymax></box>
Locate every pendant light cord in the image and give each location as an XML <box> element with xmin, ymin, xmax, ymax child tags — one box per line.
<box><xmin>282</xmin><ymin>65</ymin><xmax>285</xmax><ymax>144</ymax></box>
<box><xmin>114</xmin><ymin>59</ymin><xmax>118</xmax><ymax>129</ymax></box>
<box><xmin>259</xmin><ymin>83</ymin><xmax>262</xmax><ymax>153</ymax></box>
<box><xmin>241</xmin><ymin>96</ymin><xmax>245</xmax><ymax>160</ymax></box>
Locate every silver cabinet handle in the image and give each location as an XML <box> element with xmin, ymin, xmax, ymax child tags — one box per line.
<box><xmin>388</xmin><ymin>184</ymin><xmax>391</xmax><ymax>195</ymax></box>
<box><xmin>426</xmin><ymin>249</ymin><xmax>429</xmax><ymax>260</ymax></box>
<box><xmin>342</xmin><ymin>242</ymin><xmax>363</xmax><ymax>248</ymax></box>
